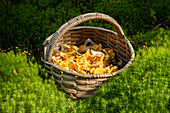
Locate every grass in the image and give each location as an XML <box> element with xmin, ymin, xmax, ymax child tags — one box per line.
<box><xmin>0</xmin><ymin>28</ymin><xmax>169</xmax><ymax>112</ymax></box>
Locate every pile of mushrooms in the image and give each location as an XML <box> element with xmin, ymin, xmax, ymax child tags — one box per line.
<box><xmin>52</xmin><ymin>42</ymin><xmax>122</xmax><ymax>74</ymax></box>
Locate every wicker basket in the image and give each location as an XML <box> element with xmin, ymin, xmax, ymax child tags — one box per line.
<box><xmin>42</xmin><ymin>13</ymin><xmax>135</xmax><ymax>99</ymax></box>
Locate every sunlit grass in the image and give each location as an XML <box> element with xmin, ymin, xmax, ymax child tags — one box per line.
<box><xmin>0</xmin><ymin>28</ymin><xmax>169</xmax><ymax>112</ymax></box>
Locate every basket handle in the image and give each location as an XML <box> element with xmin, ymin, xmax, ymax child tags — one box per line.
<box><xmin>45</xmin><ymin>13</ymin><xmax>125</xmax><ymax>61</ymax></box>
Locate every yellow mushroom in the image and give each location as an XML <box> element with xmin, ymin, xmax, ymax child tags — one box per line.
<box><xmin>104</xmin><ymin>48</ymin><xmax>115</xmax><ymax>58</ymax></box>
<box><xmin>110</xmin><ymin>66</ymin><xmax>118</xmax><ymax>72</ymax></box>
<box><xmin>61</xmin><ymin>44</ymin><xmax>70</xmax><ymax>48</ymax></box>
<box><xmin>79</xmin><ymin>70</ymin><xmax>87</xmax><ymax>74</ymax></box>
<box><xmin>75</xmin><ymin>62</ymin><xmax>80</xmax><ymax>72</ymax></box>
<box><xmin>91</xmin><ymin>44</ymin><xmax>98</xmax><ymax>51</ymax></box>
<box><xmin>68</xmin><ymin>61</ymin><xmax>75</xmax><ymax>70</ymax></box>
<box><xmin>53</xmin><ymin>43</ymin><xmax>119</xmax><ymax>74</ymax></box>
<box><xmin>93</xmin><ymin>68</ymin><xmax>106</xmax><ymax>74</ymax></box>
<box><xmin>51</xmin><ymin>56</ymin><xmax>62</xmax><ymax>65</ymax></box>
<box><xmin>71</xmin><ymin>45</ymin><xmax>79</xmax><ymax>51</ymax></box>
<box><xmin>58</xmin><ymin>61</ymin><xmax>69</xmax><ymax>70</ymax></box>
<box><xmin>59</xmin><ymin>51</ymin><xmax>68</xmax><ymax>59</ymax></box>
<box><xmin>98</xmin><ymin>43</ymin><xmax>103</xmax><ymax>51</ymax></box>
<box><xmin>61</xmin><ymin>44</ymin><xmax>78</xmax><ymax>53</ymax></box>
<box><xmin>78</xmin><ymin>45</ymin><xmax>89</xmax><ymax>53</ymax></box>
<box><xmin>90</xmin><ymin>43</ymin><xmax>103</xmax><ymax>51</ymax></box>
<box><xmin>90</xmin><ymin>67</ymin><xmax>95</xmax><ymax>73</ymax></box>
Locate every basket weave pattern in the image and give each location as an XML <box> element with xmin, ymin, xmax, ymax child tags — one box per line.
<box><xmin>43</xmin><ymin>13</ymin><xmax>135</xmax><ymax>99</ymax></box>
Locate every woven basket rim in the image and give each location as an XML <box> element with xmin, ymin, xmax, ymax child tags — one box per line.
<box><xmin>71</xmin><ymin>26</ymin><xmax>118</xmax><ymax>35</ymax></box>
<box><xmin>44</xmin><ymin>26</ymin><xmax>135</xmax><ymax>78</ymax></box>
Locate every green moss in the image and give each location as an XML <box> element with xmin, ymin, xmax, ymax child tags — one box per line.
<box><xmin>0</xmin><ymin>51</ymin><xmax>74</xmax><ymax>112</ymax></box>
<box><xmin>130</xmin><ymin>28</ymin><xmax>170</xmax><ymax>50</ymax></box>
<box><xmin>0</xmin><ymin>29</ymin><xmax>169</xmax><ymax>112</ymax></box>
<box><xmin>0</xmin><ymin>0</ymin><xmax>169</xmax><ymax>62</ymax></box>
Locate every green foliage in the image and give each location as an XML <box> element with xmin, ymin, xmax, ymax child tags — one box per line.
<box><xmin>130</xmin><ymin>28</ymin><xmax>170</xmax><ymax>50</ymax></box>
<box><xmin>75</xmin><ymin>29</ymin><xmax>170</xmax><ymax>112</ymax></box>
<box><xmin>0</xmin><ymin>0</ymin><xmax>169</xmax><ymax>61</ymax></box>
<box><xmin>0</xmin><ymin>0</ymin><xmax>169</xmax><ymax>112</ymax></box>
<box><xmin>0</xmin><ymin>51</ymin><xmax>75</xmax><ymax>112</ymax></box>
<box><xmin>94</xmin><ymin>0</ymin><xmax>169</xmax><ymax>35</ymax></box>
<box><xmin>0</xmin><ymin>28</ymin><xmax>169</xmax><ymax>112</ymax></box>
